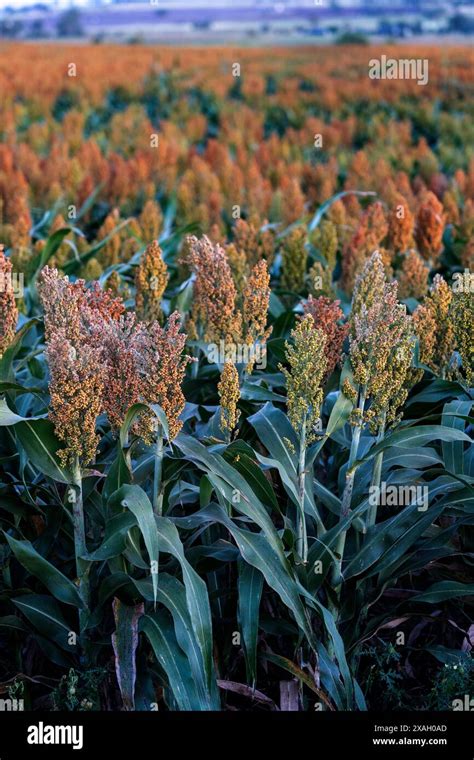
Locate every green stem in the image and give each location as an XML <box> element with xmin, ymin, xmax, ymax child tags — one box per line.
<box><xmin>152</xmin><ymin>424</ymin><xmax>164</xmax><ymax>516</ymax></box>
<box><xmin>330</xmin><ymin>385</ymin><xmax>367</xmax><ymax>595</ymax></box>
<box><xmin>72</xmin><ymin>460</ymin><xmax>89</xmax><ymax>646</ymax></box>
<box><xmin>297</xmin><ymin>421</ymin><xmax>308</xmax><ymax>564</ymax></box>
<box><xmin>366</xmin><ymin>414</ymin><xmax>386</xmax><ymax>529</ymax></box>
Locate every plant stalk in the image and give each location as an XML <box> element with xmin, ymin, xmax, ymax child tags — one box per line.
<box><xmin>330</xmin><ymin>385</ymin><xmax>366</xmax><ymax>595</ymax></box>
<box><xmin>366</xmin><ymin>413</ymin><xmax>386</xmax><ymax>529</ymax></box>
<box><xmin>297</xmin><ymin>420</ymin><xmax>308</xmax><ymax>564</ymax></box>
<box><xmin>72</xmin><ymin>460</ymin><xmax>89</xmax><ymax>644</ymax></box>
<box><xmin>152</xmin><ymin>423</ymin><xmax>164</xmax><ymax>516</ymax></box>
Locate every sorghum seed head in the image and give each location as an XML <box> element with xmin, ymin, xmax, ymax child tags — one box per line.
<box><xmin>280</xmin><ymin>313</ymin><xmax>327</xmax><ymax>444</ymax></box>
<box><xmin>303</xmin><ymin>295</ymin><xmax>348</xmax><ymax>382</ymax></box>
<box><xmin>135</xmin><ymin>240</ymin><xmax>169</xmax><ymax>323</ymax></box>
<box><xmin>218</xmin><ymin>361</ymin><xmax>241</xmax><ymax>436</ymax></box>
<box><xmin>0</xmin><ymin>245</ymin><xmax>18</xmax><ymax>357</ymax></box>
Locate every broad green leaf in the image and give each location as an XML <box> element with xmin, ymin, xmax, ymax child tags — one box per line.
<box><xmin>0</xmin><ymin>615</ymin><xmax>29</xmax><ymax>632</ymax></box>
<box><xmin>33</xmin><ymin>228</ymin><xmax>73</xmax><ymax>275</ymax></box>
<box><xmin>353</xmin><ymin>425</ymin><xmax>471</xmax><ymax>470</ymax></box>
<box><xmin>108</xmin><ymin>485</ymin><xmax>159</xmax><ymax>605</ymax></box>
<box><xmin>104</xmin><ymin>443</ymin><xmax>131</xmax><ymax>503</ymax></box>
<box><xmin>410</xmin><ymin>581</ymin><xmax>474</xmax><ymax>604</ymax></box>
<box><xmin>175</xmin><ymin>433</ymin><xmax>286</xmax><ymax>564</ymax></box>
<box><xmin>238</xmin><ymin>560</ymin><xmax>263</xmax><ymax>687</ymax></box>
<box><xmin>372</xmin><ymin>502</ymin><xmax>446</xmax><ymax>582</ymax></box>
<box><xmin>140</xmin><ymin>612</ymin><xmax>200</xmax><ymax>711</ymax></box>
<box><xmin>175</xmin><ymin>504</ymin><xmax>315</xmax><ymax>648</ymax></box>
<box><xmin>154</xmin><ymin>516</ymin><xmax>214</xmax><ymax>698</ymax></box>
<box><xmin>345</xmin><ymin>501</ymin><xmax>445</xmax><ymax>579</ymax></box>
<box><xmin>84</xmin><ymin>512</ymin><xmax>136</xmax><ymax>561</ymax></box>
<box><xmin>383</xmin><ymin>447</ymin><xmax>443</xmax><ymax>470</ymax></box>
<box><xmin>134</xmin><ymin>573</ymin><xmax>218</xmax><ymax>710</ymax></box>
<box><xmin>240</xmin><ymin>381</ymin><xmax>286</xmax><ymax>403</ymax></box>
<box><xmin>4</xmin><ymin>533</ymin><xmax>84</xmax><ymax>608</ymax></box>
<box><xmin>15</xmin><ymin>419</ymin><xmax>73</xmax><ymax>483</ymax></box>
<box><xmin>12</xmin><ymin>594</ymin><xmax>77</xmax><ymax>651</ymax></box>
<box><xmin>249</xmin><ymin>403</ymin><xmax>297</xmax><ymax>477</ymax></box>
<box><xmin>224</xmin><ymin>440</ymin><xmax>280</xmax><ymax>515</ymax></box>
<box><xmin>442</xmin><ymin>400</ymin><xmax>472</xmax><ymax>475</ymax></box>
<box><xmin>0</xmin><ymin>398</ymin><xmax>44</xmax><ymax>426</ymax></box>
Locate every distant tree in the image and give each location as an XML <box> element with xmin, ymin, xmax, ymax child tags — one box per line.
<box><xmin>29</xmin><ymin>19</ymin><xmax>48</xmax><ymax>39</ymax></box>
<box><xmin>56</xmin><ymin>8</ymin><xmax>84</xmax><ymax>38</ymax></box>
<box><xmin>448</xmin><ymin>13</ymin><xmax>474</xmax><ymax>34</ymax></box>
<box><xmin>335</xmin><ymin>31</ymin><xmax>369</xmax><ymax>45</ymax></box>
<box><xmin>0</xmin><ymin>19</ymin><xmax>23</xmax><ymax>38</ymax></box>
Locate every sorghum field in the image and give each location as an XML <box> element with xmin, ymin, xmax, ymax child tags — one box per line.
<box><xmin>0</xmin><ymin>42</ymin><xmax>473</xmax><ymax>713</ymax></box>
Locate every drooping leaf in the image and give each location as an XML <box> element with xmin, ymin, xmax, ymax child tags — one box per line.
<box><xmin>12</xmin><ymin>594</ymin><xmax>77</xmax><ymax>651</ymax></box>
<box><xmin>15</xmin><ymin>419</ymin><xmax>73</xmax><ymax>484</ymax></box>
<box><xmin>108</xmin><ymin>485</ymin><xmax>159</xmax><ymax>605</ymax></box>
<box><xmin>410</xmin><ymin>581</ymin><xmax>474</xmax><ymax>604</ymax></box>
<box><xmin>4</xmin><ymin>533</ymin><xmax>84</xmax><ymax>608</ymax></box>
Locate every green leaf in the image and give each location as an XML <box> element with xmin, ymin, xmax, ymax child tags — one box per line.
<box><xmin>84</xmin><ymin>512</ymin><xmax>136</xmax><ymax>561</ymax></box>
<box><xmin>308</xmin><ymin>190</ymin><xmax>376</xmax><ymax>232</ymax></box>
<box><xmin>383</xmin><ymin>447</ymin><xmax>443</xmax><ymax>470</ymax></box>
<box><xmin>15</xmin><ymin>419</ymin><xmax>73</xmax><ymax>484</ymax></box>
<box><xmin>0</xmin><ymin>615</ymin><xmax>30</xmax><ymax>632</ymax></box>
<box><xmin>108</xmin><ymin>486</ymin><xmax>159</xmax><ymax>605</ymax></box>
<box><xmin>134</xmin><ymin>573</ymin><xmax>218</xmax><ymax>710</ymax></box>
<box><xmin>104</xmin><ymin>443</ymin><xmax>131</xmax><ymax>503</ymax></box>
<box><xmin>345</xmin><ymin>501</ymin><xmax>445</xmax><ymax>580</ymax></box>
<box><xmin>4</xmin><ymin>533</ymin><xmax>84</xmax><ymax>608</ymax></box>
<box><xmin>0</xmin><ymin>319</ymin><xmax>39</xmax><ymax>379</ymax></box>
<box><xmin>0</xmin><ymin>398</ymin><xmax>45</xmax><ymax>426</ymax></box>
<box><xmin>154</xmin><ymin>516</ymin><xmax>215</xmax><ymax>698</ymax></box>
<box><xmin>111</xmin><ymin>598</ymin><xmax>144</xmax><ymax>711</ymax></box>
<box><xmin>63</xmin><ymin>217</ymin><xmax>132</xmax><ymax>275</ymax></box>
<box><xmin>240</xmin><ymin>381</ymin><xmax>286</xmax><ymax>403</ymax></box>
<box><xmin>175</xmin><ymin>504</ymin><xmax>315</xmax><ymax>648</ymax></box>
<box><xmin>325</xmin><ymin>387</ymin><xmax>353</xmax><ymax>441</ymax></box>
<box><xmin>12</xmin><ymin>594</ymin><xmax>77</xmax><ymax>651</ymax></box>
<box><xmin>32</xmin><ymin>228</ymin><xmax>73</xmax><ymax>276</ymax></box>
<box><xmin>238</xmin><ymin>560</ymin><xmax>263</xmax><ymax>686</ymax></box>
<box><xmin>224</xmin><ymin>440</ymin><xmax>280</xmax><ymax>515</ymax></box>
<box><xmin>373</xmin><ymin>502</ymin><xmax>446</xmax><ymax>583</ymax></box>
<box><xmin>249</xmin><ymin>403</ymin><xmax>297</xmax><ymax>478</ymax></box>
<box><xmin>175</xmin><ymin>433</ymin><xmax>286</xmax><ymax>564</ymax></box>
<box><xmin>442</xmin><ymin>400</ymin><xmax>473</xmax><ymax>475</ymax></box>
<box><xmin>410</xmin><ymin>581</ymin><xmax>474</xmax><ymax>604</ymax></box>
<box><xmin>353</xmin><ymin>425</ymin><xmax>471</xmax><ymax>470</ymax></box>
<box><xmin>140</xmin><ymin>612</ymin><xmax>200</xmax><ymax>710</ymax></box>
